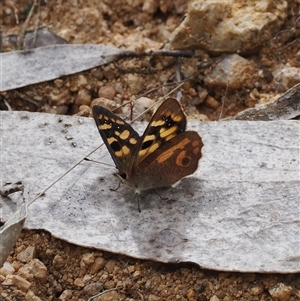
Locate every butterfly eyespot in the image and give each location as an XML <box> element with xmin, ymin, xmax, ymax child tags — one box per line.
<box><xmin>181</xmin><ymin>157</ymin><xmax>190</xmax><ymax>166</ymax></box>
<box><xmin>176</xmin><ymin>151</ymin><xmax>191</xmax><ymax>167</ymax></box>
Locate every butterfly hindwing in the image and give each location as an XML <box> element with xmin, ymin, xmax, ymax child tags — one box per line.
<box><xmin>134</xmin><ymin>131</ymin><xmax>203</xmax><ymax>189</ymax></box>
<box><xmin>92</xmin><ymin>106</ymin><xmax>140</xmax><ymax>171</ymax></box>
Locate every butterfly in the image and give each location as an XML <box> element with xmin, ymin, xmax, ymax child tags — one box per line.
<box><xmin>92</xmin><ymin>97</ymin><xmax>203</xmax><ymax>212</ymax></box>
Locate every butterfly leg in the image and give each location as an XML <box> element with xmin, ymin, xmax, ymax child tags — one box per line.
<box><xmin>110</xmin><ymin>180</ymin><xmax>121</xmax><ymax>192</ymax></box>
<box><xmin>155</xmin><ymin>188</ymin><xmax>168</xmax><ymax>201</ymax></box>
<box><xmin>135</xmin><ymin>192</ymin><xmax>142</xmax><ymax>213</ymax></box>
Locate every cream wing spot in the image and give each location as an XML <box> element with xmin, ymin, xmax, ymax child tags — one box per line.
<box><xmin>119</xmin><ymin>129</ymin><xmax>130</xmax><ymax>140</ymax></box>
<box><xmin>129</xmin><ymin>137</ymin><xmax>138</xmax><ymax>145</ymax></box>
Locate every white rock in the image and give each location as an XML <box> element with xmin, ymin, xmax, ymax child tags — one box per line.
<box><xmin>18</xmin><ymin>259</ymin><xmax>47</xmax><ymax>281</ymax></box>
<box><xmin>25</xmin><ymin>290</ymin><xmax>42</xmax><ymax>301</ymax></box>
<box><xmin>81</xmin><ymin>252</ymin><xmax>95</xmax><ymax>265</ymax></box>
<box><xmin>3</xmin><ymin>275</ymin><xmax>31</xmax><ymax>292</ymax></box>
<box><xmin>59</xmin><ymin>290</ymin><xmax>74</xmax><ymax>301</ymax></box>
<box><xmin>273</xmin><ymin>65</ymin><xmax>300</xmax><ymax>90</ymax></box>
<box><xmin>0</xmin><ymin>261</ymin><xmax>15</xmax><ymax>276</ymax></box>
<box><xmin>269</xmin><ymin>283</ymin><xmax>293</xmax><ymax>301</ymax></box>
<box><xmin>17</xmin><ymin>245</ymin><xmax>36</xmax><ymax>263</ymax></box>
<box><xmin>170</xmin><ymin>0</ymin><xmax>287</xmax><ymax>54</ymax></box>
<box><xmin>205</xmin><ymin>54</ymin><xmax>258</xmax><ymax>89</ymax></box>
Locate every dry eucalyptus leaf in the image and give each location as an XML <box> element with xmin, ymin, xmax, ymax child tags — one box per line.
<box><xmin>0</xmin><ymin>111</ymin><xmax>299</xmax><ymax>273</ymax></box>
<box><xmin>230</xmin><ymin>83</ymin><xmax>300</xmax><ymax>120</ymax></box>
<box><xmin>0</xmin><ymin>189</ymin><xmax>27</xmax><ymax>267</ymax></box>
<box><xmin>1</xmin><ymin>44</ymin><xmax>122</xmax><ymax>92</ymax></box>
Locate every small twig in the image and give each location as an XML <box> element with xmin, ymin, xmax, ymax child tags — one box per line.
<box><xmin>217</xmin><ymin>81</ymin><xmax>228</xmax><ymax>121</ymax></box>
<box><xmin>13</xmin><ymin>92</ymin><xmax>42</xmax><ymax>107</ymax></box>
<box><xmin>22</xmin><ymin>96</ymin><xmax>42</xmax><ymax>107</ymax></box>
<box><xmin>7</xmin><ymin>0</ymin><xmax>19</xmax><ymax>24</ymax></box>
<box><xmin>114</xmin><ymin>49</ymin><xmax>193</xmax><ymax>74</ymax></box>
<box><xmin>17</xmin><ymin>0</ymin><xmax>37</xmax><ymax>50</ymax></box>
<box><xmin>33</xmin><ymin>0</ymin><xmax>42</xmax><ymax>45</ymax></box>
<box><xmin>118</xmin><ymin>258</ymin><xmax>145</xmax><ymax>301</ymax></box>
<box><xmin>118</xmin><ymin>49</ymin><xmax>193</xmax><ymax>59</ymax></box>
<box><xmin>2</xmin><ymin>97</ymin><xmax>12</xmax><ymax>111</ymax></box>
<box><xmin>130</xmin><ymin>82</ymin><xmax>185</xmax><ymax>123</ymax></box>
<box><xmin>114</xmin><ymin>62</ymin><xmax>154</xmax><ymax>74</ymax></box>
<box><xmin>174</xmin><ymin>57</ymin><xmax>183</xmax><ymax>101</ymax></box>
<box><xmin>29</xmin><ymin>144</ymin><xmax>104</xmax><ymax>205</ymax></box>
<box><xmin>110</xmin><ymin>72</ymin><xmax>201</xmax><ymax>115</ymax></box>
<box><xmin>87</xmin><ymin>287</ymin><xmax>123</xmax><ymax>301</ymax></box>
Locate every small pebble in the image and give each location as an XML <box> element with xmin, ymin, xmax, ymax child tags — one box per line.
<box><xmin>125</xmin><ymin>74</ymin><xmax>144</xmax><ymax>94</ymax></box>
<box><xmin>205</xmin><ymin>95</ymin><xmax>220</xmax><ymax>109</ymax></box>
<box><xmin>250</xmin><ymin>286</ymin><xmax>263</xmax><ymax>296</ymax></box>
<box><xmin>56</xmin><ymin>105</ymin><xmax>69</xmax><ymax>115</ymax></box>
<box><xmin>90</xmin><ymin>256</ymin><xmax>106</xmax><ymax>274</ymax></box>
<box><xmin>74</xmin><ymin>277</ymin><xmax>85</xmax><ymax>287</ymax></box>
<box><xmin>215</xmin><ymin>290</ymin><xmax>226</xmax><ymax>299</ymax></box>
<box><xmin>54</xmin><ymin>79</ymin><xmax>64</xmax><ymax>88</ymax></box>
<box><xmin>91</xmin><ymin>97</ymin><xmax>122</xmax><ymax>113</ymax></box>
<box><xmin>105</xmin><ymin>259</ymin><xmax>117</xmax><ymax>274</ymax></box>
<box><xmin>102</xmin><ymin>65</ymin><xmax>116</xmax><ymax>80</ymax></box>
<box><xmin>17</xmin><ymin>245</ymin><xmax>36</xmax><ymax>263</ymax></box>
<box><xmin>18</xmin><ymin>259</ymin><xmax>47</xmax><ymax>281</ymax></box>
<box><xmin>98</xmin><ymin>85</ymin><xmax>116</xmax><ymax>100</ymax></box>
<box><xmin>0</xmin><ymin>262</ymin><xmax>15</xmax><ymax>276</ymax></box>
<box><xmin>58</xmin><ymin>289</ymin><xmax>74</xmax><ymax>301</ymax></box>
<box><xmin>53</xmin><ymin>254</ymin><xmax>64</xmax><ymax>269</ymax></box>
<box><xmin>269</xmin><ymin>283</ymin><xmax>293</xmax><ymax>301</ymax></box>
<box><xmin>81</xmin><ymin>252</ymin><xmax>95</xmax><ymax>265</ymax></box>
<box><xmin>4</xmin><ymin>275</ymin><xmax>31</xmax><ymax>292</ymax></box>
<box><xmin>75</xmin><ymin>88</ymin><xmax>92</xmax><ymax>106</ymax></box>
<box><xmin>83</xmin><ymin>282</ymin><xmax>103</xmax><ymax>296</ymax></box>
<box><xmin>25</xmin><ymin>290</ymin><xmax>42</xmax><ymax>301</ymax></box>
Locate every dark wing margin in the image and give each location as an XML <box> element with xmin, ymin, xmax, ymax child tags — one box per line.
<box><xmin>92</xmin><ymin>105</ymin><xmax>140</xmax><ymax>171</ymax></box>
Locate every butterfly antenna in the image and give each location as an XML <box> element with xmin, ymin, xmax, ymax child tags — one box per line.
<box><xmin>84</xmin><ymin>157</ymin><xmax>114</xmax><ymax>167</ymax></box>
<box><xmin>217</xmin><ymin>81</ymin><xmax>228</xmax><ymax>121</ymax></box>
<box><xmin>174</xmin><ymin>57</ymin><xmax>183</xmax><ymax>101</ymax></box>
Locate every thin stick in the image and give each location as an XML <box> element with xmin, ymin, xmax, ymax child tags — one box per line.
<box><xmin>17</xmin><ymin>0</ymin><xmax>37</xmax><ymax>50</ymax></box>
<box><xmin>29</xmin><ymin>143</ymin><xmax>104</xmax><ymax>206</ymax></box>
<box><xmin>118</xmin><ymin>49</ymin><xmax>193</xmax><ymax>59</ymax></box>
<box><xmin>130</xmin><ymin>82</ymin><xmax>185</xmax><ymax>123</ymax></box>
<box><xmin>87</xmin><ymin>287</ymin><xmax>123</xmax><ymax>301</ymax></box>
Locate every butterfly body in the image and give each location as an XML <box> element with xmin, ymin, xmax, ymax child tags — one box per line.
<box><xmin>93</xmin><ymin>98</ymin><xmax>203</xmax><ymax>212</ymax></box>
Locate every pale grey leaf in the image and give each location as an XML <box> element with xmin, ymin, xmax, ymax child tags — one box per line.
<box><xmin>0</xmin><ymin>189</ymin><xmax>27</xmax><ymax>267</ymax></box>
<box><xmin>1</xmin><ymin>44</ymin><xmax>122</xmax><ymax>92</ymax></box>
<box><xmin>0</xmin><ymin>111</ymin><xmax>299</xmax><ymax>273</ymax></box>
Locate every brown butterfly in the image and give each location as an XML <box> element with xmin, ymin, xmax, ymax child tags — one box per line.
<box><xmin>92</xmin><ymin>97</ymin><xmax>203</xmax><ymax>212</ymax></box>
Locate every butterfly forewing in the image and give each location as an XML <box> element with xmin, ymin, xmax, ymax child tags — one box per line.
<box><xmin>92</xmin><ymin>106</ymin><xmax>140</xmax><ymax>171</ymax></box>
<box><xmin>135</xmin><ymin>98</ymin><xmax>187</xmax><ymax>166</ymax></box>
